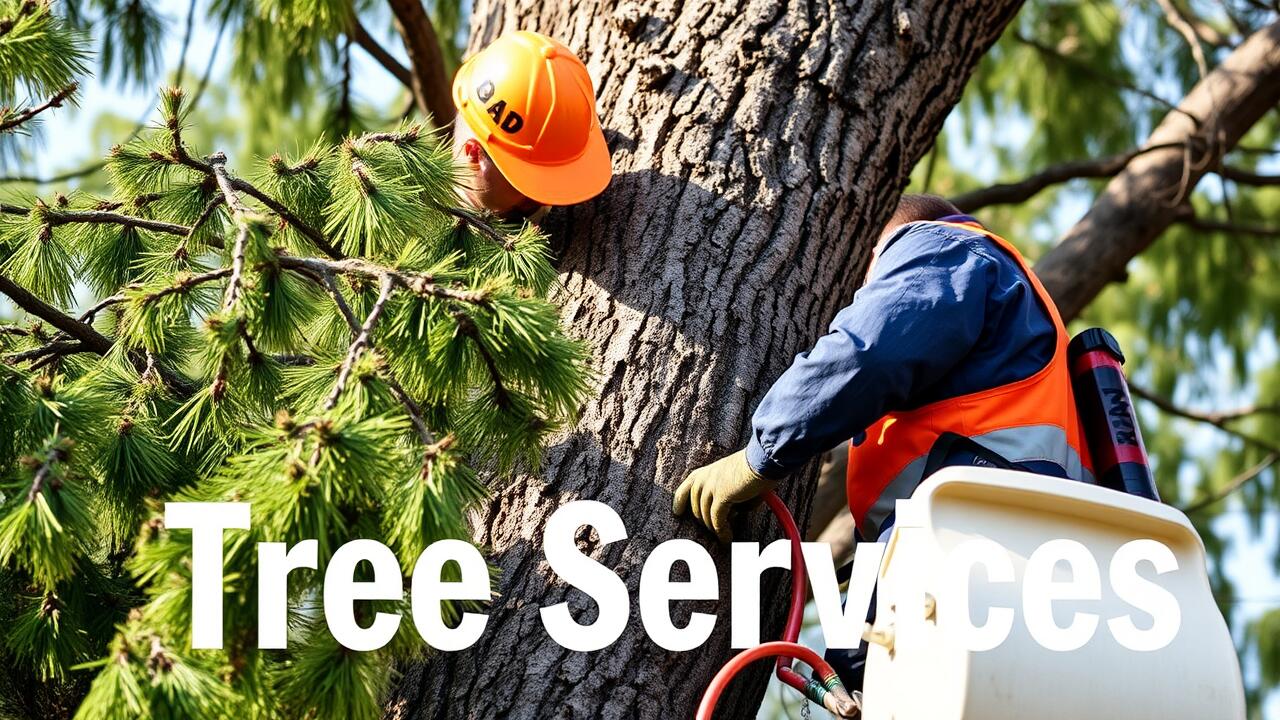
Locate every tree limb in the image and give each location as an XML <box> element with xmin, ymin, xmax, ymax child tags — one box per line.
<box><xmin>1218</xmin><ymin>164</ymin><xmax>1280</xmax><ymax>185</ymax></box>
<box><xmin>350</xmin><ymin>16</ymin><xmax>414</xmax><ymax>89</ymax></box>
<box><xmin>386</xmin><ymin>0</ymin><xmax>454</xmax><ymax>129</ymax></box>
<box><xmin>1181</xmin><ymin>215</ymin><xmax>1280</xmax><ymax>238</ymax></box>
<box><xmin>1035</xmin><ymin>20</ymin><xmax>1280</xmax><ymax>321</ymax></box>
<box><xmin>0</xmin><ymin>273</ymin><xmax>113</xmax><ymax>355</ymax></box>
<box><xmin>951</xmin><ymin>143</ymin><xmax>1185</xmax><ymax>212</ymax></box>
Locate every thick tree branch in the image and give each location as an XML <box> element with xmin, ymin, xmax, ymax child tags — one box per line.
<box><xmin>350</xmin><ymin>17</ymin><xmax>414</xmax><ymax>89</ymax></box>
<box><xmin>386</xmin><ymin>0</ymin><xmax>454</xmax><ymax>129</ymax></box>
<box><xmin>1036</xmin><ymin>20</ymin><xmax>1280</xmax><ymax>321</ymax></box>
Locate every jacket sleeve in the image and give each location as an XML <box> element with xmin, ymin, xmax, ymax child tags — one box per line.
<box><xmin>745</xmin><ymin>227</ymin><xmax>994</xmax><ymax>479</ymax></box>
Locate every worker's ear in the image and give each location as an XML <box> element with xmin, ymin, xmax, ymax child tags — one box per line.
<box><xmin>461</xmin><ymin>138</ymin><xmax>485</xmax><ymax>166</ymax></box>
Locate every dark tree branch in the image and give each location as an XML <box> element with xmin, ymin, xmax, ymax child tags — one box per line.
<box><xmin>1181</xmin><ymin>215</ymin><xmax>1280</xmax><ymax>238</ymax></box>
<box><xmin>1036</xmin><ymin>20</ymin><xmax>1280</xmax><ymax>321</ymax></box>
<box><xmin>387</xmin><ymin>0</ymin><xmax>454</xmax><ymax>129</ymax></box>
<box><xmin>350</xmin><ymin>16</ymin><xmax>415</xmax><ymax>89</ymax></box>
<box><xmin>46</xmin><ymin>209</ymin><xmax>191</xmax><ymax>236</ymax></box>
<box><xmin>0</xmin><ymin>82</ymin><xmax>77</xmax><ymax>133</ymax></box>
<box><xmin>1218</xmin><ymin>164</ymin><xmax>1280</xmax><ymax>185</ymax></box>
<box><xmin>951</xmin><ymin>143</ymin><xmax>1186</xmax><ymax>212</ymax></box>
<box><xmin>0</xmin><ymin>273</ymin><xmax>113</xmax><ymax>355</ymax></box>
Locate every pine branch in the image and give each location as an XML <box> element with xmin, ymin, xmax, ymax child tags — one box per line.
<box><xmin>454</xmin><ymin>310</ymin><xmax>510</xmax><ymax>409</ymax></box>
<box><xmin>0</xmin><ymin>82</ymin><xmax>76</xmax><ymax>133</ymax></box>
<box><xmin>324</xmin><ymin>273</ymin><xmax>394</xmax><ymax>410</ymax></box>
<box><xmin>442</xmin><ymin>205</ymin><xmax>508</xmax><ymax>245</ymax></box>
<box><xmin>209</xmin><ymin>153</ymin><xmax>252</xmax><ymax>311</ymax></box>
<box><xmin>1130</xmin><ymin>383</ymin><xmax>1280</xmax><ymax>455</ymax></box>
<box><xmin>0</xmin><ymin>272</ymin><xmax>113</xmax><ymax>355</ymax></box>
<box><xmin>1180</xmin><ymin>452</ymin><xmax>1278</xmax><ymax>513</ymax></box>
<box><xmin>5</xmin><ymin>339</ymin><xmax>84</xmax><ymax>363</ymax></box>
<box><xmin>45</xmin><ymin>208</ymin><xmax>191</xmax><ymax>236</ymax></box>
<box><xmin>277</xmin><ymin>255</ymin><xmax>490</xmax><ymax>305</ymax></box>
<box><xmin>316</xmin><ymin>268</ymin><xmax>437</xmax><ymax>445</ymax></box>
<box><xmin>25</xmin><ymin>438</ymin><xmax>67</xmax><ymax>503</ymax></box>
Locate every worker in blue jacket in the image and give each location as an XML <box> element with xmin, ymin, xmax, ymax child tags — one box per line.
<box><xmin>672</xmin><ymin>193</ymin><xmax>1090</xmax><ymax>687</ymax></box>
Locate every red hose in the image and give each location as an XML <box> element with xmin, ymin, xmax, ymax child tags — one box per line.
<box><xmin>696</xmin><ymin>641</ymin><xmax>829</xmax><ymax>720</ymax></box>
<box><xmin>696</xmin><ymin>491</ymin><xmax>855</xmax><ymax>719</ymax></box>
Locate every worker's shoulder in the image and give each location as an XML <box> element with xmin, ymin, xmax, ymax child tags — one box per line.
<box><xmin>880</xmin><ymin>220</ymin><xmax>1004</xmax><ymax>270</ymax></box>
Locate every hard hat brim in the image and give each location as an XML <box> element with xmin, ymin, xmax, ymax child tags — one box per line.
<box><xmin>481</xmin><ymin>122</ymin><xmax>613</xmax><ymax>207</ymax></box>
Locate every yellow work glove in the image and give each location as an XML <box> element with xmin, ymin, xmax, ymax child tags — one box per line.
<box><xmin>672</xmin><ymin>449</ymin><xmax>774</xmax><ymax>543</ymax></box>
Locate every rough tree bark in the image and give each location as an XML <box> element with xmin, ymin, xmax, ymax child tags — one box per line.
<box><xmin>1035</xmin><ymin>19</ymin><xmax>1280</xmax><ymax>322</ymax></box>
<box><xmin>388</xmin><ymin>1</ymin><xmax>1023</xmax><ymax>718</ymax></box>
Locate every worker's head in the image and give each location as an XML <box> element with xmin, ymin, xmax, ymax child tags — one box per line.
<box><xmin>880</xmin><ymin>194</ymin><xmax>963</xmax><ymax>241</ymax></box>
<box><xmin>451</xmin><ymin>31</ymin><xmax>613</xmax><ymax>219</ymax></box>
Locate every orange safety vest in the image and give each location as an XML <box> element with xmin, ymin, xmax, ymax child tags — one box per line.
<box><xmin>846</xmin><ymin>220</ymin><xmax>1093</xmax><ymax>539</ymax></box>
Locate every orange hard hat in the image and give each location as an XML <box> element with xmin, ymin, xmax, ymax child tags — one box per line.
<box><xmin>452</xmin><ymin>31</ymin><xmax>612</xmax><ymax>206</ymax></box>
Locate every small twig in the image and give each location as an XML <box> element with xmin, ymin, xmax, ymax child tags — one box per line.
<box><xmin>454</xmin><ymin>310</ymin><xmax>510</xmax><ymax>409</ymax></box>
<box><xmin>277</xmin><ymin>255</ymin><xmax>489</xmax><ymax>305</ymax></box>
<box><xmin>46</xmin><ymin>209</ymin><xmax>191</xmax><ymax>236</ymax></box>
<box><xmin>324</xmin><ymin>274</ymin><xmax>395</xmax><ymax>410</ymax></box>
<box><xmin>1180</xmin><ymin>452</ymin><xmax>1278</xmax><ymax>514</ymax></box>
<box><xmin>0</xmin><ymin>82</ymin><xmax>77</xmax><ymax>133</ymax></box>
<box><xmin>1157</xmin><ymin>0</ymin><xmax>1210</xmax><ymax>78</ymax></box>
<box><xmin>26</xmin><ymin>441</ymin><xmax>67</xmax><ymax>503</ymax></box>
<box><xmin>1130</xmin><ymin>383</ymin><xmax>1280</xmax><ymax>455</ymax></box>
<box><xmin>314</xmin><ymin>269</ymin><xmax>436</xmax><ymax>444</ymax></box>
<box><xmin>443</xmin><ymin>205</ymin><xmax>508</xmax><ymax>245</ymax></box>
<box><xmin>6</xmin><ymin>340</ymin><xmax>85</xmax><ymax>364</ymax></box>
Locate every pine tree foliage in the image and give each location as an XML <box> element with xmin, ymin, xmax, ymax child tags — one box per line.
<box><xmin>0</xmin><ymin>31</ymin><xmax>592</xmax><ymax>716</ymax></box>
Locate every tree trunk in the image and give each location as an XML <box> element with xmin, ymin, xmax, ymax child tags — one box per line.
<box><xmin>388</xmin><ymin>1</ymin><xmax>1023</xmax><ymax>718</ymax></box>
<box><xmin>1035</xmin><ymin>19</ymin><xmax>1280</xmax><ymax>322</ymax></box>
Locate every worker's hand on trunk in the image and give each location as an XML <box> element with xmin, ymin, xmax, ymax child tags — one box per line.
<box><xmin>672</xmin><ymin>449</ymin><xmax>774</xmax><ymax>543</ymax></box>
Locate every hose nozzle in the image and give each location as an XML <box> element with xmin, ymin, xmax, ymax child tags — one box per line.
<box><xmin>816</xmin><ymin>675</ymin><xmax>862</xmax><ymax>718</ymax></box>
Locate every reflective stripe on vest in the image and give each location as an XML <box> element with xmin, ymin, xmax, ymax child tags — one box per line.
<box><xmin>846</xmin><ymin>221</ymin><xmax>1093</xmax><ymax>540</ymax></box>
